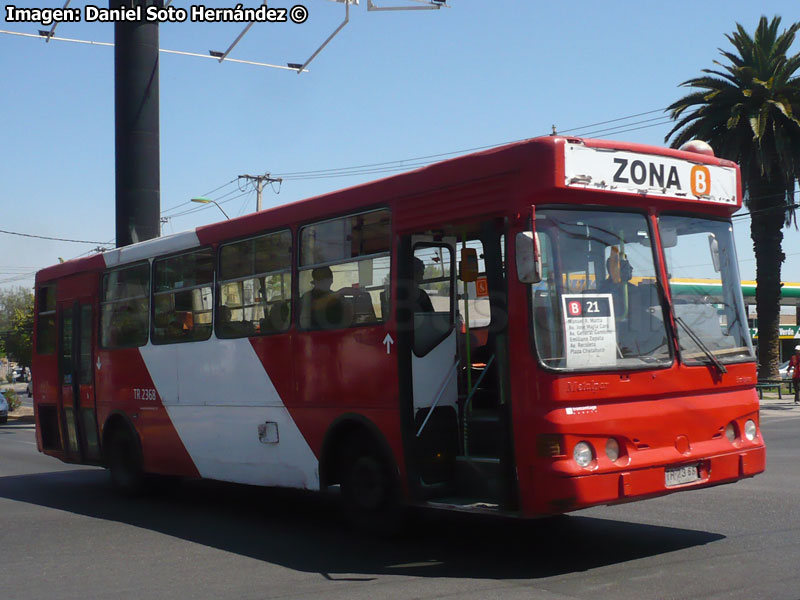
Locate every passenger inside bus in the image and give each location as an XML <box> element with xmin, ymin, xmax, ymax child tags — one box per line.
<box><xmin>412</xmin><ymin>257</ymin><xmax>434</xmax><ymax>313</ymax></box>
<box><xmin>218</xmin><ymin>304</ymin><xmax>255</xmax><ymax>337</ymax></box>
<box><xmin>264</xmin><ymin>300</ymin><xmax>290</xmax><ymax>332</ymax></box>
<box><xmin>300</xmin><ymin>266</ymin><xmax>349</xmax><ymax>329</ymax></box>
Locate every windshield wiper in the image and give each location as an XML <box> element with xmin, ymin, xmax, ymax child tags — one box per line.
<box><xmin>675</xmin><ymin>316</ymin><xmax>728</xmax><ymax>375</ymax></box>
<box><xmin>655</xmin><ymin>277</ymin><xmax>727</xmax><ymax>375</ymax></box>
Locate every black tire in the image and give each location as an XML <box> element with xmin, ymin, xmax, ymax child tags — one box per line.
<box><xmin>0</xmin><ymin>416</ymin><xmax>7</xmax><ymax>424</ymax></box>
<box><xmin>106</xmin><ymin>426</ymin><xmax>146</xmax><ymax>495</ymax></box>
<box><xmin>339</xmin><ymin>440</ymin><xmax>404</xmax><ymax>534</ymax></box>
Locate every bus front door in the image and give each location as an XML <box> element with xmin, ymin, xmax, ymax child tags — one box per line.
<box><xmin>58</xmin><ymin>299</ymin><xmax>101</xmax><ymax>463</ymax></box>
<box><xmin>401</xmin><ymin>224</ymin><xmax>514</xmax><ymax>508</ymax></box>
<box><xmin>401</xmin><ymin>237</ymin><xmax>460</xmax><ymax>490</ymax></box>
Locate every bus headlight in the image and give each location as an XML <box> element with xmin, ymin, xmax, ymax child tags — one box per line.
<box><xmin>573</xmin><ymin>442</ymin><xmax>594</xmax><ymax>468</ymax></box>
<box><xmin>725</xmin><ymin>422</ymin><xmax>737</xmax><ymax>443</ymax></box>
<box><xmin>605</xmin><ymin>438</ymin><xmax>620</xmax><ymax>462</ymax></box>
<box><xmin>744</xmin><ymin>420</ymin><xmax>757</xmax><ymax>441</ymax></box>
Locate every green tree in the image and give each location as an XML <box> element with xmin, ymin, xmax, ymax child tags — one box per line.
<box><xmin>665</xmin><ymin>16</ymin><xmax>800</xmax><ymax>379</ymax></box>
<box><xmin>4</xmin><ymin>304</ymin><xmax>34</xmax><ymax>367</ymax></box>
<box><xmin>0</xmin><ymin>287</ymin><xmax>33</xmax><ymax>333</ymax></box>
<box><xmin>0</xmin><ymin>287</ymin><xmax>34</xmax><ymax>362</ymax></box>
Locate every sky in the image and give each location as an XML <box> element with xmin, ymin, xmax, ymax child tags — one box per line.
<box><xmin>2</xmin><ymin>0</ymin><xmax>800</xmax><ymax>292</ymax></box>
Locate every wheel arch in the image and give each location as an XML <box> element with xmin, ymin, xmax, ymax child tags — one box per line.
<box><xmin>101</xmin><ymin>411</ymin><xmax>142</xmax><ymax>466</ymax></box>
<box><xmin>318</xmin><ymin>413</ymin><xmax>400</xmax><ymax>489</ymax></box>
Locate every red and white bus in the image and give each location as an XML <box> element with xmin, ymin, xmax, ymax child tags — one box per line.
<box><xmin>32</xmin><ymin>136</ymin><xmax>765</xmax><ymax>521</ymax></box>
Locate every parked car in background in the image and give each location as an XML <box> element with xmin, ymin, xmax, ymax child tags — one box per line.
<box><xmin>0</xmin><ymin>392</ymin><xmax>8</xmax><ymax>424</ymax></box>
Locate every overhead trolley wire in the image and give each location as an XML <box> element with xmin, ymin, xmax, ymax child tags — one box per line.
<box><xmin>0</xmin><ymin>107</ymin><xmax>683</xmax><ymax>251</ymax></box>
<box><xmin>0</xmin><ymin>29</ymin><xmax>303</xmax><ymax>71</ymax></box>
<box><xmin>272</xmin><ymin>108</ymin><xmax>674</xmax><ymax>182</ymax></box>
<box><xmin>576</xmin><ymin>115</ymin><xmax>674</xmax><ymax>138</ymax></box>
<box><xmin>0</xmin><ymin>228</ymin><xmax>108</xmax><ymax>244</ymax></box>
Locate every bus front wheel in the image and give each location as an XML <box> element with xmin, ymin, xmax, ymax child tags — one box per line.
<box><xmin>339</xmin><ymin>440</ymin><xmax>403</xmax><ymax>533</ymax></box>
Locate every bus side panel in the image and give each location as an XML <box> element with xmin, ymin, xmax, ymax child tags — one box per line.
<box><xmin>285</xmin><ymin>407</ymin><xmax>405</xmax><ymax>476</ymax></box>
<box><xmin>291</xmin><ymin>326</ymin><xmax>398</xmax><ymax>411</ymax></box>
<box><xmin>139</xmin><ymin>336</ymin><xmax>321</xmax><ymax>489</ymax></box>
<box><xmin>95</xmin><ymin>347</ymin><xmax>200</xmax><ymax>478</ymax></box>
<box><xmin>290</xmin><ymin>325</ymin><xmax>404</xmax><ymax>472</ymax></box>
<box><xmin>249</xmin><ymin>335</ymin><xmax>295</xmax><ymax>410</ymax></box>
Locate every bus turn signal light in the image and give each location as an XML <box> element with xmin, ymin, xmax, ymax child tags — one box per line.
<box><xmin>537</xmin><ymin>434</ymin><xmax>564</xmax><ymax>457</ymax></box>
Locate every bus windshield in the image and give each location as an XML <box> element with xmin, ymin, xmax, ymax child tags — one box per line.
<box><xmin>531</xmin><ymin>209</ymin><xmax>671</xmax><ymax>371</ymax></box>
<box><xmin>660</xmin><ymin>215</ymin><xmax>754</xmax><ymax>365</ymax></box>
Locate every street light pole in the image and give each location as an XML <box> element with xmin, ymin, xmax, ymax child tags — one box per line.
<box><xmin>191</xmin><ymin>197</ymin><xmax>230</xmax><ymax>220</ymax></box>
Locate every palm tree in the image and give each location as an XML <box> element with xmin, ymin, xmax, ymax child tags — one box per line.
<box><xmin>665</xmin><ymin>15</ymin><xmax>800</xmax><ymax>379</ymax></box>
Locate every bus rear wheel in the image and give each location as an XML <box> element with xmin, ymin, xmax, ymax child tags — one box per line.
<box><xmin>106</xmin><ymin>427</ymin><xmax>145</xmax><ymax>495</ymax></box>
<box><xmin>339</xmin><ymin>441</ymin><xmax>403</xmax><ymax>534</ymax></box>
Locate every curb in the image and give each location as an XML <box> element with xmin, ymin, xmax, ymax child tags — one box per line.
<box><xmin>7</xmin><ymin>414</ymin><xmax>36</xmax><ymax>425</ymax></box>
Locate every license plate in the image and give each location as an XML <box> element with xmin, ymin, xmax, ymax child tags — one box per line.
<box><xmin>665</xmin><ymin>464</ymin><xmax>700</xmax><ymax>487</ymax></box>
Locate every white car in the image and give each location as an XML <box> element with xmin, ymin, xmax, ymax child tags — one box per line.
<box><xmin>0</xmin><ymin>392</ymin><xmax>8</xmax><ymax>424</ymax></box>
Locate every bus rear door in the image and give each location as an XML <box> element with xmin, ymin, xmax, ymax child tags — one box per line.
<box><xmin>58</xmin><ymin>277</ymin><xmax>101</xmax><ymax>463</ymax></box>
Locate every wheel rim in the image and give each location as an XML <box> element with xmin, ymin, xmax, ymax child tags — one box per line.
<box><xmin>350</xmin><ymin>455</ymin><xmax>386</xmax><ymax>510</ymax></box>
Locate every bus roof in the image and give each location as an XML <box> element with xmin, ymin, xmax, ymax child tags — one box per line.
<box><xmin>35</xmin><ymin>136</ymin><xmax>740</xmax><ymax>284</ymax></box>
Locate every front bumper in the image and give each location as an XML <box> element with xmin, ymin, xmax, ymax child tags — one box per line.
<box><xmin>530</xmin><ymin>445</ymin><xmax>765</xmax><ymax>515</ymax></box>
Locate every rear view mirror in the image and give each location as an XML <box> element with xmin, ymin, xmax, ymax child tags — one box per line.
<box><xmin>516</xmin><ymin>231</ymin><xmax>542</xmax><ymax>284</ymax></box>
<box><xmin>660</xmin><ymin>226</ymin><xmax>678</xmax><ymax>248</ymax></box>
<box><xmin>709</xmin><ymin>234</ymin><xmax>720</xmax><ymax>272</ymax></box>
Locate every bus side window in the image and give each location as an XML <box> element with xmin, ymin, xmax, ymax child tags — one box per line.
<box><xmin>457</xmin><ymin>240</ymin><xmax>491</xmax><ymax>330</ymax></box>
<box><xmin>152</xmin><ymin>249</ymin><xmax>214</xmax><ymax>344</ymax></box>
<box><xmin>100</xmin><ymin>262</ymin><xmax>150</xmax><ymax>349</ymax></box>
<box><xmin>218</xmin><ymin>230</ymin><xmax>292</xmax><ymax>338</ymax></box>
<box><xmin>36</xmin><ymin>283</ymin><xmax>57</xmax><ymax>355</ymax></box>
<box><xmin>298</xmin><ymin>209</ymin><xmax>391</xmax><ymax>331</ymax></box>
<box><xmin>412</xmin><ymin>245</ymin><xmax>453</xmax><ymax>356</ymax></box>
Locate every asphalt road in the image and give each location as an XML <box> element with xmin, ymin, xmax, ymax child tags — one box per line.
<box><xmin>1</xmin><ymin>409</ymin><xmax>798</xmax><ymax>600</ymax></box>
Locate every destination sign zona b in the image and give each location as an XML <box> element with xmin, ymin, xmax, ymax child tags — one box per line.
<box><xmin>563</xmin><ymin>143</ymin><xmax>738</xmax><ymax>205</ymax></box>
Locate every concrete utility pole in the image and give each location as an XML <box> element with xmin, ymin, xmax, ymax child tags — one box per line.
<box><xmin>113</xmin><ymin>0</ymin><xmax>161</xmax><ymax>247</ymax></box>
<box><xmin>239</xmin><ymin>173</ymin><xmax>281</xmax><ymax>211</ymax></box>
